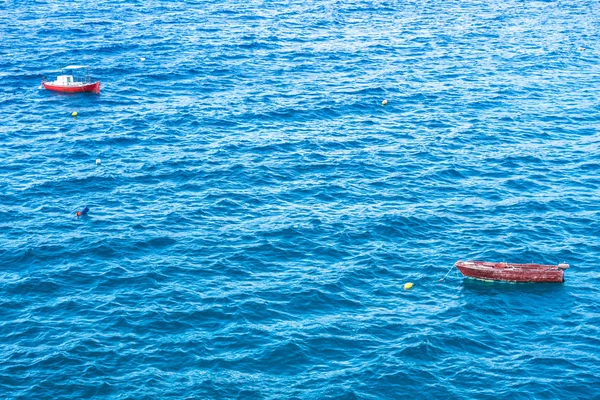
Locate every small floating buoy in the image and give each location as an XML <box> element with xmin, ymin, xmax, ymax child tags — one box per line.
<box><xmin>578</xmin><ymin>47</ymin><xmax>585</xmax><ymax>51</ymax></box>
<box><xmin>404</xmin><ymin>282</ymin><xmax>414</xmax><ymax>290</ymax></box>
<box><xmin>382</xmin><ymin>99</ymin><xmax>388</xmax><ymax>106</ymax></box>
<box><xmin>96</xmin><ymin>159</ymin><xmax>101</xmax><ymax>165</ymax></box>
<box><xmin>140</xmin><ymin>57</ymin><xmax>146</xmax><ymax>61</ymax></box>
<box><xmin>71</xmin><ymin>111</ymin><xmax>78</xmax><ymax>117</ymax></box>
<box><xmin>76</xmin><ymin>206</ymin><xmax>89</xmax><ymax>217</ymax></box>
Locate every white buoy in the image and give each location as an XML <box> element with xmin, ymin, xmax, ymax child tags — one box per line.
<box><xmin>140</xmin><ymin>57</ymin><xmax>146</xmax><ymax>61</ymax></box>
<box><xmin>382</xmin><ymin>99</ymin><xmax>388</xmax><ymax>106</ymax></box>
<box><xmin>578</xmin><ymin>47</ymin><xmax>585</xmax><ymax>51</ymax></box>
<box><xmin>96</xmin><ymin>159</ymin><xmax>101</xmax><ymax>165</ymax></box>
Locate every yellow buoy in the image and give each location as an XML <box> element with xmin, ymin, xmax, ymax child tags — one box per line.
<box><xmin>71</xmin><ymin>111</ymin><xmax>78</xmax><ymax>117</ymax></box>
<box><xmin>382</xmin><ymin>99</ymin><xmax>388</xmax><ymax>106</ymax></box>
<box><xmin>404</xmin><ymin>282</ymin><xmax>414</xmax><ymax>290</ymax></box>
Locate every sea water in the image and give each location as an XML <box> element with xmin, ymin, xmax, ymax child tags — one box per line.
<box><xmin>1</xmin><ymin>1</ymin><xmax>599</xmax><ymax>398</ymax></box>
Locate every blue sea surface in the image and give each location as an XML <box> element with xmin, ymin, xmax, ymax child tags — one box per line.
<box><xmin>1</xmin><ymin>0</ymin><xmax>599</xmax><ymax>398</ymax></box>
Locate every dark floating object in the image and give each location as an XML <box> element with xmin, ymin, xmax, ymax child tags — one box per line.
<box><xmin>455</xmin><ymin>260</ymin><xmax>569</xmax><ymax>283</ymax></box>
<box><xmin>76</xmin><ymin>206</ymin><xmax>89</xmax><ymax>217</ymax></box>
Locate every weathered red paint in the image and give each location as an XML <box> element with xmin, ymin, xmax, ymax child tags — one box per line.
<box><xmin>455</xmin><ymin>260</ymin><xmax>568</xmax><ymax>283</ymax></box>
<box><xmin>43</xmin><ymin>81</ymin><xmax>100</xmax><ymax>94</ymax></box>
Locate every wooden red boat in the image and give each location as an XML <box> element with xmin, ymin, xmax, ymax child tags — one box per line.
<box><xmin>42</xmin><ymin>65</ymin><xmax>100</xmax><ymax>94</ymax></box>
<box><xmin>455</xmin><ymin>260</ymin><xmax>569</xmax><ymax>283</ymax></box>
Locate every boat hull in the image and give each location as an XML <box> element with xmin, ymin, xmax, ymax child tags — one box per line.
<box><xmin>455</xmin><ymin>261</ymin><xmax>566</xmax><ymax>283</ymax></box>
<box><xmin>43</xmin><ymin>81</ymin><xmax>100</xmax><ymax>94</ymax></box>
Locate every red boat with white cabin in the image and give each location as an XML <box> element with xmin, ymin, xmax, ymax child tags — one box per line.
<box><xmin>42</xmin><ymin>65</ymin><xmax>100</xmax><ymax>94</ymax></box>
<box><xmin>455</xmin><ymin>260</ymin><xmax>569</xmax><ymax>283</ymax></box>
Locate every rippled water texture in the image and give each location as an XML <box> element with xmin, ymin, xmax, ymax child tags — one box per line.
<box><xmin>1</xmin><ymin>0</ymin><xmax>599</xmax><ymax>398</ymax></box>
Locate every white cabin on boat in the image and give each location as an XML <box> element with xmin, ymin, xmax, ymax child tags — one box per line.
<box><xmin>56</xmin><ymin>75</ymin><xmax>75</xmax><ymax>85</ymax></box>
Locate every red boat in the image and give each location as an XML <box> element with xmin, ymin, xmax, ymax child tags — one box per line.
<box><xmin>455</xmin><ymin>260</ymin><xmax>569</xmax><ymax>283</ymax></box>
<box><xmin>42</xmin><ymin>65</ymin><xmax>100</xmax><ymax>94</ymax></box>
